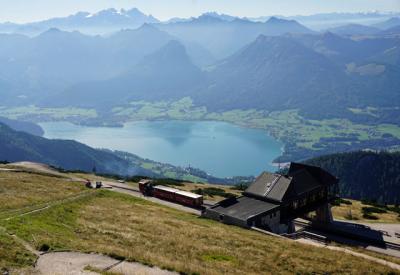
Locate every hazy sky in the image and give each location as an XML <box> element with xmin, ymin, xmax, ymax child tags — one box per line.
<box><xmin>0</xmin><ymin>0</ymin><xmax>399</xmax><ymax>23</ymax></box>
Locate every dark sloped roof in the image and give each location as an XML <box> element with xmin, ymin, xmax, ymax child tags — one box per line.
<box><xmin>244</xmin><ymin>162</ymin><xmax>338</xmax><ymax>203</ymax></box>
<box><xmin>288</xmin><ymin>162</ymin><xmax>338</xmax><ymax>186</ymax></box>
<box><xmin>244</xmin><ymin>172</ymin><xmax>291</xmax><ymax>202</ymax></box>
<box><xmin>209</xmin><ymin>196</ymin><xmax>279</xmax><ymax>221</ymax></box>
<box><xmin>283</xmin><ymin>169</ymin><xmax>322</xmax><ymax>200</ymax></box>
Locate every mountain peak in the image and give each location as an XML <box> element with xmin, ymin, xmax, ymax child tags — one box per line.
<box><xmin>137</xmin><ymin>23</ymin><xmax>158</xmax><ymax>31</ymax></box>
<box><xmin>38</xmin><ymin>27</ymin><xmax>63</xmax><ymax>37</ymax></box>
<box><xmin>266</xmin><ymin>16</ymin><xmax>288</xmax><ymax>24</ymax></box>
<box><xmin>264</xmin><ymin>17</ymin><xmax>313</xmax><ymax>34</ymax></box>
<box><xmin>138</xmin><ymin>40</ymin><xmax>195</xmax><ymax>70</ymax></box>
<box><xmin>194</xmin><ymin>14</ymin><xmax>225</xmax><ymax>23</ymax></box>
<box><xmin>201</xmin><ymin>12</ymin><xmax>237</xmax><ymax>22</ymax></box>
<box><xmin>124</xmin><ymin>8</ymin><xmax>142</xmax><ymax>15</ymax></box>
<box><xmin>252</xmin><ymin>34</ymin><xmax>296</xmax><ymax>47</ymax></box>
<box><xmin>156</xmin><ymin>40</ymin><xmax>187</xmax><ymax>57</ymax></box>
<box><xmin>96</xmin><ymin>8</ymin><xmax>118</xmax><ymax>16</ymax></box>
<box><xmin>321</xmin><ymin>31</ymin><xmax>344</xmax><ymax>41</ymax></box>
<box><xmin>38</xmin><ymin>27</ymin><xmax>87</xmax><ymax>38</ymax></box>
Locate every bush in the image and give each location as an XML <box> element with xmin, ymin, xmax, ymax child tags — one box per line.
<box><xmin>107</xmin><ymin>252</ymin><xmax>126</xmax><ymax>261</ymax></box>
<box><xmin>332</xmin><ymin>198</ymin><xmax>352</xmax><ymax>206</ymax></box>
<box><xmin>340</xmin><ymin>199</ymin><xmax>352</xmax><ymax>205</ymax></box>
<box><xmin>39</xmin><ymin>243</ymin><xmax>50</xmax><ymax>252</ymax></box>
<box><xmin>362</xmin><ymin>213</ymin><xmax>379</xmax><ymax>220</ymax></box>
<box><xmin>362</xmin><ymin>206</ymin><xmax>387</xmax><ymax>214</ymax></box>
<box><xmin>231</xmin><ymin>182</ymin><xmax>250</xmax><ymax>191</ymax></box>
<box><xmin>361</xmin><ymin>199</ymin><xmax>387</xmax><ymax>209</ymax></box>
<box><xmin>387</xmin><ymin>206</ymin><xmax>400</xmax><ymax>214</ymax></box>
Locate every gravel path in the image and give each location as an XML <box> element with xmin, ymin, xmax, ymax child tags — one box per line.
<box><xmin>36</xmin><ymin>252</ymin><xmax>177</xmax><ymax>275</ymax></box>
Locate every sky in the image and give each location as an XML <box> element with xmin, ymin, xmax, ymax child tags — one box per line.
<box><xmin>0</xmin><ymin>0</ymin><xmax>399</xmax><ymax>23</ymax></box>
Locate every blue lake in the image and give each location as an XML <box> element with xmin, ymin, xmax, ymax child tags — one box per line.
<box><xmin>39</xmin><ymin>120</ymin><xmax>283</xmax><ymax>177</ymax></box>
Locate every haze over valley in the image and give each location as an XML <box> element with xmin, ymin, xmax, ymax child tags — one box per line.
<box><xmin>1</xmin><ymin>6</ymin><xmax>400</xmax><ymax>176</ymax></box>
<box><xmin>1</xmin><ymin>1</ymin><xmax>400</xmax><ymax>274</ymax></box>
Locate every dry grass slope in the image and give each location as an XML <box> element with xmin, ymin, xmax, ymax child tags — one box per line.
<box><xmin>332</xmin><ymin>199</ymin><xmax>400</xmax><ymax>223</ymax></box>
<box><xmin>0</xmin><ymin>231</ymin><xmax>36</xmax><ymax>272</ymax></box>
<box><xmin>2</xmin><ymin>190</ymin><xmax>398</xmax><ymax>275</ymax></box>
<box><xmin>0</xmin><ymin>169</ymin><xmax>87</xmax><ymax>213</ymax></box>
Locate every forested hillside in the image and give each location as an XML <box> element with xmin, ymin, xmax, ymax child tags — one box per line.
<box><xmin>306</xmin><ymin>151</ymin><xmax>400</xmax><ymax>204</ymax></box>
<box><xmin>0</xmin><ymin>122</ymin><xmax>137</xmax><ymax>175</ymax></box>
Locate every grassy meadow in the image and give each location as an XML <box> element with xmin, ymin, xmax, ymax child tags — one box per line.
<box><xmin>0</xmin><ymin>105</ymin><xmax>97</xmax><ymax>121</ymax></box>
<box><xmin>0</xmin><ymin>168</ymin><xmax>399</xmax><ymax>274</ymax></box>
<box><xmin>332</xmin><ymin>199</ymin><xmax>400</xmax><ymax>223</ymax></box>
<box><xmin>0</xmin><ymin>169</ymin><xmax>88</xmax><ymax>216</ymax></box>
<box><xmin>0</xmin><ymin>188</ymin><xmax>397</xmax><ymax>273</ymax></box>
<box><xmin>0</xmin><ymin>230</ymin><xmax>36</xmax><ymax>271</ymax></box>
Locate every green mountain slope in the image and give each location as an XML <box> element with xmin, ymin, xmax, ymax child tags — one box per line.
<box><xmin>0</xmin><ymin>122</ymin><xmax>138</xmax><ymax>175</ymax></box>
<box><xmin>0</xmin><ymin>116</ymin><xmax>44</xmax><ymax>136</ymax></box>
<box><xmin>305</xmin><ymin>151</ymin><xmax>400</xmax><ymax>204</ymax></box>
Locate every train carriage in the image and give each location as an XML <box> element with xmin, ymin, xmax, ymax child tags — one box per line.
<box><xmin>139</xmin><ymin>179</ymin><xmax>203</xmax><ymax>208</ymax></box>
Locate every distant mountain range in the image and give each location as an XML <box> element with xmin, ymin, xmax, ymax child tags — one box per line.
<box><xmin>277</xmin><ymin>13</ymin><xmax>400</xmax><ymax>30</ymax></box>
<box><xmin>325</xmin><ymin>17</ymin><xmax>400</xmax><ymax>36</ymax></box>
<box><xmin>49</xmin><ymin>40</ymin><xmax>205</xmax><ymax>109</ymax></box>
<box><xmin>0</xmin><ymin>8</ymin><xmax>159</xmax><ymax>35</ymax></box>
<box><xmin>195</xmin><ymin>35</ymin><xmax>345</xmax><ymax>114</ymax></box>
<box><xmin>0</xmin><ymin>24</ymin><xmax>214</xmax><ymax>105</ymax></box>
<box><xmin>326</xmin><ymin>24</ymin><xmax>381</xmax><ymax>36</ymax></box>
<box><xmin>34</xmin><ymin>30</ymin><xmax>398</xmax><ymax>120</ymax></box>
<box><xmin>373</xmin><ymin>17</ymin><xmax>400</xmax><ymax>30</ymax></box>
<box><xmin>157</xmin><ymin>16</ymin><xmax>314</xmax><ymax>58</ymax></box>
<box><xmin>1</xmin><ymin>8</ymin><xmax>399</xmax><ymax>36</ymax></box>
<box><xmin>0</xmin><ymin>9</ymin><xmax>399</xmax><ymax>125</ymax></box>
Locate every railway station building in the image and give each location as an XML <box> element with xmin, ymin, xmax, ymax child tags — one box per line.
<box><xmin>202</xmin><ymin>163</ymin><xmax>339</xmax><ymax>233</ymax></box>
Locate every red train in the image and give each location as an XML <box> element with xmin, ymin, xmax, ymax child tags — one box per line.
<box><xmin>139</xmin><ymin>179</ymin><xmax>203</xmax><ymax>208</ymax></box>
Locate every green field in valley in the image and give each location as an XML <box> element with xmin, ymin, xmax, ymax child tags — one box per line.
<box><xmin>1</xmin><ymin>98</ymin><xmax>400</xmax><ymax>162</ymax></box>
<box><xmin>110</xmin><ymin>98</ymin><xmax>400</xmax><ymax>161</ymax></box>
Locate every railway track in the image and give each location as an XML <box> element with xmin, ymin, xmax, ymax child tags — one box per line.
<box><xmin>293</xmin><ymin>219</ymin><xmax>400</xmax><ymax>252</ymax></box>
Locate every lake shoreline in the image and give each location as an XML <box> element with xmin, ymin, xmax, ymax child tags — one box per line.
<box><xmin>39</xmin><ymin>120</ymin><xmax>284</xmax><ymax>178</ymax></box>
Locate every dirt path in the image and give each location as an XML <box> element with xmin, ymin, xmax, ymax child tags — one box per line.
<box><xmin>36</xmin><ymin>252</ymin><xmax>177</xmax><ymax>275</ymax></box>
<box><xmin>7</xmin><ymin>162</ymin><xmax>70</xmax><ymax>178</ymax></box>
